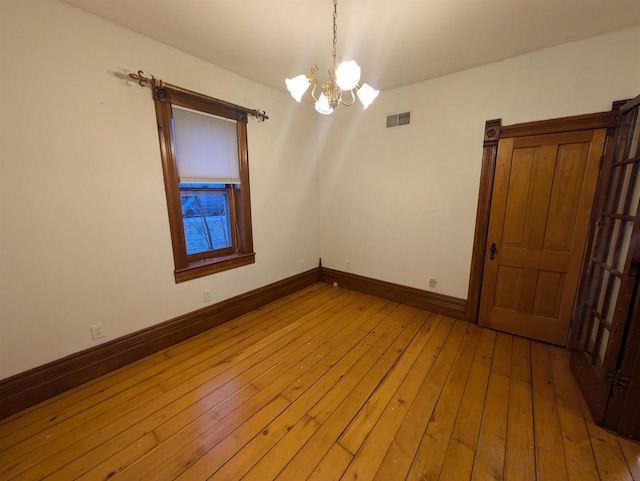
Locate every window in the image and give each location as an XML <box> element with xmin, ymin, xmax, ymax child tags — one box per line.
<box><xmin>152</xmin><ymin>86</ymin><xmax>255</xmax><ymax>282</ymax></box>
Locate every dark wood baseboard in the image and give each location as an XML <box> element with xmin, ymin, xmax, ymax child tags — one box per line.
<box><xmin>320</xmin><ymin>267</ymin><xmax>467</xmax><ymax>320</ymax></box>
<box><xmin>0</xmin><ymin>268</ymin><xmax>321</xmax><ymax>419</ymax></box>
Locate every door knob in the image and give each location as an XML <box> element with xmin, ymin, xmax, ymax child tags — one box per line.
<box><xmin>490</xmin><ymin>243</ymin><xmax>497</xmax><ymax>260</ymax></box>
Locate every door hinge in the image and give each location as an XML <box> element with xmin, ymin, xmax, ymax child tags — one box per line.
<box><xmin>605</xmin><ymin>369</ymin><xmax>631</xmax><ymax>390</ymax></box>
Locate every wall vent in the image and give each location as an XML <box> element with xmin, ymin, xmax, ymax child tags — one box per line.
<box><xmin>386</xmin><ymin>111</ymin><xmax>411</xmax><ymax>129</ymax></box>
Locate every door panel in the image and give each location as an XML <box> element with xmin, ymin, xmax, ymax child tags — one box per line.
<box><xmin>479</xmin><ymin>130</ymin><xmax>606</xmax><ymax>345</ymax></box>
<box><xmin>544</xmin><ymin>143</ymin><xmax>589</xmax><ymax>250</ymax></box>
<box><xmin>502</xmin><ymin>147</ymin><xmax>541</xmax><ymax>247</ymax></box>
<box><xmin>532</xmin><ymin>271</ymin><xmax>564</xmax><ymax>318</ymax></box>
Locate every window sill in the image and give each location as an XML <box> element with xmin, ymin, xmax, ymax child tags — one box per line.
<box><xmin>174</xmin><ymin>252</ymin><xmax>255</xmax><ymax>283</ymax></box>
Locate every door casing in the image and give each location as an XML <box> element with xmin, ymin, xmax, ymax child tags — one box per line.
<box><xmin>466</xmin><ymin>107</ymin><xmax>621</xmax><ymax>328</ymax></box>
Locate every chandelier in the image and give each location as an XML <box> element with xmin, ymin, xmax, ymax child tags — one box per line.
<box><xmin>285</xmin><ymin>0</ymin><xmax>379</xmax><ymax>115</ymax></box>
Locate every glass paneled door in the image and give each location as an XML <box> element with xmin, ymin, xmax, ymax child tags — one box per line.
<box><xmin>570</xmin><ymin>95</ymin><xmax>640</xmax><ymax>423</ymax></box>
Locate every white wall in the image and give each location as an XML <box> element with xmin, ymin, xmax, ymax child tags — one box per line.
<box><xmin>0</xmin><ymin>0</ymin><xmax>321</xmax><ymax>379</ymax></box>
<box><xmin>318</xmin><ymin>26</ymin><xmax>640</xmax><ymax>300</ymax></box>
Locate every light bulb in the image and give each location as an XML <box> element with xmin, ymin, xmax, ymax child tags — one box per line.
<box><xmin>357</xmin><ymin>83</ymin><xmax>379</xmax><ymax>109</ymax></box>
<box><xmin>285</xmin><ymin>75</ymin><xmax>311</xmax><ymax>102</ymax></box>
<box><xmin>336</xmin><ymin>60</ymin><xmax>361</xmax><ymax>91</ymax></box>
<box><xmin>314</xmin><ymin>94</ymin><xmax>334</xmax><ymax>115</ymax></box>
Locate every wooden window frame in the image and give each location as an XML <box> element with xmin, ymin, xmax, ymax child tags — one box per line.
<box><xmin>153</xmin><ymin>86</ymin><xmax>254</xmax><ymax>283</ymax></box>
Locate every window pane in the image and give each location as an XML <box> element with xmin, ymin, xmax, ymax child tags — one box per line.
<box><xmin>588</xmin><ymin>317</ymin><xmax>600</xmax><ymax>356</ymax></box>
<box><xmin>605</xmin><ymin>219</ymin><xmax>622</xmax><ymax>267</ymax></box>
<box><xmin>615</xmin><ymin>163</ymin><xmax>634</xmax><ymax>215</ymax></box>
<box><xmin>604</xmin><ymin>166</ymin><xmax>622</xmax><ymax>214</ymax></box>
<box><xmin>605</xmin><ymin>276</ymin><xmax>621</xmax><ymax>326</ymax></box>
<box><xmin>180</xmin><ymin>190</ymin><xmax>232</xmax><ymax>254</ymax></box>
<box><xmin>585</xmin><ymin>264</ymin><xmax>602</xmax><ymax>307</ymax></box>
<box><xmin>628</xmin><ymin>108</ymin><xmax>640</xmax><ymax>159</ymax></box>
<box><xmin>596</xmin><ymin>269</ymin><xmax>610</xmax><ymax>315</ymax></box>
<box><xmin>616</xmin><ymin>221</ymin><xmax>634</xmax><ymax>272</ymax></box>
<box><xmin>597</xmin><ymin>327</ymin><xmax>610</xmax><ymax>367</ymax></box>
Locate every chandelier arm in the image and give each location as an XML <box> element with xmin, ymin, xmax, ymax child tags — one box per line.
<box><xmin>310</xmin><ymin>79</ymin><xmax>320</xmax><ymax>102</ymax></box>
<box><xmin>340</xmin><ymin>88</ymin><xmax>357</xmax><ymax>107</ymax></box>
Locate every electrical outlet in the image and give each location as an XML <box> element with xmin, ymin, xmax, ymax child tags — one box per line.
<box><xmin>346</xmin><ymin>260</ymin><xmax>351</xmax><ymax>271</ymax></box>
<box><xmin>333</xmin><ymin>282</ymin><xmax>339</xmax><ymax>287</ymax></box>
<box><xmin>428</xmin><ymin>278</ymin><xmax>438</xmax><ymax>288</ymax></box>
<box><xmin>90</xmin><ymin>323</ymin><xmax>105</xmax><ymax>340</ymax></box>
<box><xmin>203</xmin><ymin>289</ymin><xmax>212</xmax><ymax>302</ymax></box>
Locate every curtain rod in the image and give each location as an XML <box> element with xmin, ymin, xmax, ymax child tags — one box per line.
<box><xmin>128</xmin><ymin>70</ymin><xmax>269</xmax><ymax>122</ymax></box>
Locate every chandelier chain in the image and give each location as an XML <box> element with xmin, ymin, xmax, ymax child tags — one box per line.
<box><xmin>332</xmin><ymin>0</ymin><xmax>337</xmax><ymax>63</ymax></box>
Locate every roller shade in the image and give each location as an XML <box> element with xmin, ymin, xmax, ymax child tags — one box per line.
<box><xmin>172</xmin><ymin>105</ymin><xmax>240</xmax><ymax>184</ymax></box>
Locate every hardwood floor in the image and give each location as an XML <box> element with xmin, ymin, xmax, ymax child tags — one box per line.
<box><xmin>1</xmin><ymin>283</ymin><xmax>639</xmax><ymax>480</ymax></box>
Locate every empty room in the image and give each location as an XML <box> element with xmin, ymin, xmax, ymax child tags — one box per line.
<box><xmin>1</xmin><ymin>0</ymin><xmax>640</xmax><ymax>479</ymax></box>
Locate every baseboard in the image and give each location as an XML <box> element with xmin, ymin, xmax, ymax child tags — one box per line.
<box><xmin>0</xmin><ymin>267</ymin><xmax>321</xmax><ymax>419</ymax></box>
<box><xmin>320</xmin><ymin>267</ymin><xmax>466</xmax><ymax>320</ymax></box>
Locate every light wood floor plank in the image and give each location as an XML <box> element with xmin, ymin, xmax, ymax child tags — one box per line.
<box><xmin>436</xmin><ymin>328</ymin><xmax>497</xmax><ymax>481</ymax></box>
<box><xmin>1</xmin><ymin>284</ymin><xmax>639</xmax><ymax>481</ymax></box>
<box><xmin>152</xmin><ymin>291</ymin><xmax>366</xmax><ymax>442</ymax></box>
<box><xmin>588</xmin><ymin>422</ymin><xmax>634</xmax><ymax>481</ymax></box>
<box><xmin>340</xmin><ymin>316</ymin><xmax>460</xmax><ymax>480</ymax></box>
<box><xmin>280</xmin><ymin>301</ymin><xmax>402</xmax><ymax>403</ymax></box>
<box><xmin>240</xmin><ymin>304</ymin><xmax>417</xmax><ymax>481</ymax></box>
<box><xmin>531</xmin><ymin>341</ymin><xmax>569</xmax><ymax>481</ymax></box>
<box><xmin>620</xmin><ymin>437</ymin><xmax>640</xmax><ymax>481</ymax></box>
<box><xmin>470</xmin><ymin>332</ymin><xmax>512</xmax><ymax>481</ymax></box>
<box><xmin>1</xmin><ymin>384</ymin><xmax>165</xmax><ymax>478</ymax></box>
<box><xmin>337</xmin><ymin>312</ymin><xmax>440</xmax><ymax>454</ymax></box>
<box><xmin>307</xmin><ymin>443</ymin><xmax>353</xmax><ymax>481</ymax></box>
<box><xmin>44</xmin><ymin>385</ymin><xmax>258</xmax><ymax>481</ymax></box>
<box><xmin>404</xmin><ymin>323</ymin><xmax>482</xmax><ymax>481</ymax></box>
<box><xmin>369</xmin><ymin>320</ymin><xmax>472</xmax><ymax>481</ymax></box>
<box><xmin>197</xmin><ymin>298</ymin><xmax>393</xmax><ymax>481</ymax></box>
<box><xmin>71</xmin><ymin>432</ymin><xmax>159</xmax><ymax>481</ymax></box>
<box><xmin>156</xmin><ymin>288</ymin><xmax>355</xmax><ymax>393</ymax></box>
<box><xmin>172</xmin><ymin>395</ymin><xmax>294</xmax><ymax>481</ymax></box>
<box><xmin>504</xmin><ymin>336</ymin><xmax>535</xmax><ymax>481</ymax></box>
<box><xmin>549</xmin><ymin>346</ymin><xmax>600</xmax><ymax>481</ymax></box>
<box><xmin>273</xmin><ymin>308</ymin><xmax>430</xmax><ymax>481</ymax></box>
<box><xmin>115</xmin><ymin>293</ymin><xmax>368</xmax><ymax>479</ymax></box>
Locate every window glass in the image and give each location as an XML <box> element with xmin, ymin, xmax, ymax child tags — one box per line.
<box><xmin>180</xmin><ymin>187</ymin><xmax>232</xmax><ymax>254</ymax></box>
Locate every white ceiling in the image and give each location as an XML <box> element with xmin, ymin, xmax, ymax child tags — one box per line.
<box><xmin>61</xmin><ymin>0</ymin><xmax>640</xmax><ymax>93</ymax></box>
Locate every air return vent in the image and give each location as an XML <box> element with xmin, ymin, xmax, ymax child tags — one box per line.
<box><xmin>386</xmin><ymin>111</ymin><xmax>411</xmax><ymax>129</ymax></box>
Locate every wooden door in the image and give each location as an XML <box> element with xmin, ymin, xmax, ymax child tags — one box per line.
<box><xmin>570</xmin><ymin>95</ymin><xmax>640</xmax><ymax>425</ymax></box>
<box><xmin>479</xmin><ymin>130</ymin><xmax>606</xmax><ymax>345</ymax></box>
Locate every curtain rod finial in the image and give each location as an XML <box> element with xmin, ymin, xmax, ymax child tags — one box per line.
<box><xmin>254</xmin><ymin>110</ymin><xmax>269</xmax><ymax>122</ymax></box>
<box><xmin>129</xmin><ymin>70</ymin><xmax>163</xmax><ymax>89</ymax></box>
